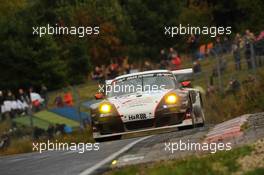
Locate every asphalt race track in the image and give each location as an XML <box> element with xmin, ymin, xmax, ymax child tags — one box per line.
<box><xmin>0</xmin><ymin>127</ymin><xmax>205</xmax><ymax>175</ymax></box>
<box><xmin>1</xmin><ymin>113</ymin><xmax>264</xmax><ymax>175</ymax></box>
<box><xmin>0</xmin><ymin>137</ymin><xmax>142</xmax><ymax>175</ymax></box>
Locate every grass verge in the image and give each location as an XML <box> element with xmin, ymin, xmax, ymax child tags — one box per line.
<box><xmin>0</xmin><ymin>127</ymin><xmax>93</xmax><ymax>156</ymax></box>
<box><xmin>105</xmin><ymin>146</ymin><xmax>253</xmax><ymax>175</ymax></box>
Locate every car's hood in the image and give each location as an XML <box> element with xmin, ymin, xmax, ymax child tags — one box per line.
<box><xmin>108</xmin><ymin>89</ymin><xmax>171</xmax><ymax>117</ymax></box>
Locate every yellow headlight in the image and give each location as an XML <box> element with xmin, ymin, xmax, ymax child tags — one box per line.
<box><xmin>99</xmin><ymin>104</ymin><xmax>111</xmax><ymax>113</ymax></box>
<box><xmin>165</xmin><ymin>94</ymin><xmax>178</xmax><ymax>104</ymax></box>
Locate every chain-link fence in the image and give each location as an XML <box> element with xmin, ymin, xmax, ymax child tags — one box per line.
<box><xmin>190</xmin><ymin>39</ymin><xmax>264</xmax><ymax>94</ymax></box>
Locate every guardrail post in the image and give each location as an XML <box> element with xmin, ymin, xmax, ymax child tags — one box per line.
<box><xmin>28</xmin><ymin>105</ymin><xmax>34</xmax><ymax>139</ymax></box>
<box><xmin>72</xmin><ymin>86</ymin><xmax>84</xmax><ymax>130</ymax></box>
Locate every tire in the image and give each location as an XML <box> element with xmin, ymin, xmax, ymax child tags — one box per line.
<box><xmin>198</xmin><ymin>93</ymin><xmax>205</xmax><ymax>127</ymax></box>
<box><xmin>193</xmin><ymin>105</ymin><xmax>205</xmax><ymax>127</ymax></box>
<box><xmin>179</xmin><ymin>93</ymin><xmax>199</xmax><ymax>130</ymax></box>
<box><xmin>189</xmin><ymin>93</ymin><xmax>196</xmax><ymax>128</ymax></box>
<box><xmin>191</xmin><ymin>106</ymin><xmax>197</xmax><ymax>128</ymax></box>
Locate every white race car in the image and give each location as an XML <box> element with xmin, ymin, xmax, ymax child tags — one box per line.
<box><xmin>90</xmin><ymin>69</ymin><xmax>205</xmax><ymax>142</ymax></box>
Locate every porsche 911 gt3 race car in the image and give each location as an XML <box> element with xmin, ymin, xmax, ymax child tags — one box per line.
<box><xmin>90</xmin><ymin>69</ymin><xmax>205</xmax><ymax>142</ymax></box>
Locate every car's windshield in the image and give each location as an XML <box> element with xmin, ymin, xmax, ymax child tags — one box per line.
<box><xmin>107</xmin><ymin>73</ymin><xmax>176</xmax><ymax>97</ymax></box>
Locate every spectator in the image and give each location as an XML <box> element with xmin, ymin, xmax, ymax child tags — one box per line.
<box><xmin>160</xmin><ymin>59</ymin><xmax>167</xmax><ymax>69</ymax></box>
<box><xmin>129</xmin><ymin>64</ymin><xmax>139</xmax><ymax>73</ymax></box>
<box><xmin>17</xmin><ymin>88</ymin><xmax>30</xmax><ymax>114</ymax></box>
<box><xmin>244</xmin><ymin>29</ymin><xmax>256</xmax><ymax>69</ymax></box>
<box><xmin>160</xmin><ymin>49</ymin><xmax>168</xmax><ymax>69</ymax></box>
<box><xmin>122</xmin><ymin>56</ymin><xmax>130</xmax><ymax>74</ymax></box>
<box><xmin>63</xmin><ymin>90</ymin><xmax>73</xmax><ymax>106</ymax></box>
<box><xmin>213</xmin><ymin>37</ymin><xmax>223</xmax><ymax>56</ymax></box>
<box><xmin>187</xmin><ymin>34</ymin><xmax>198</xmax><ymax>60</ymax></box>
<box><xmin>198</xmin><ymin>44</ymin><xmax>206</xmax><ymax>60</ymax></box>
<box><xmin>40</xmin><ymin>85</ymin><xmax>48</xmax><ymax>109</ymax></box>
<box><xmin>256</xmin><ymin>31</ymin><xmax>264</xmax><ymax>41</ymax></box>
<box><xmin>55</xmin><ymin>123</ymin><xmax>65</xmax><ymax>135</ymax></box>
<box><xmin>5</xmin><ymin>91</ymin><xmax>16</xmax><ymax>118</ymax></box>
<box><xmin>193</xmin><ymin>60</ymin><xmax>201</xmax><ymax>74</ymax></box>
<box><xmin>171</xmin><ymin>52</ymin><xmax>181</xmax><ymax>70</ymax></box>
<box><xmin>0</xmin><ymin>132</ymin><xmax>10</xmax><ymax>150</ymax></box>
<box><xmin>124</xmin><ymin>63</ymin><xmax>131</xmax><ymax>74</ymax></box>
<box><xmin>225</xmin><ymin>78</ymin><xmax>241</xmax><ymax>95</ymax></box>
<box><xmin>142</xmin><ymin>61</ymin><xmax>152</xmax><ymax>71</ymax></box>
<box><xmin>207</xmin><ymin>42</ymin><xmax>214</xmax><ymax>55</ymax></box>
<box><xmin>168</xmin><ymin>47</ymin><xmax>176</xmax><ymax>60</ymax></box>
<box><xmin>33</xmin><ymin>126</ymin><xmax>45</xmax><ymax>140</ymax></box>
<box><xmin>54</xmin><ymin>95</ymin><xmax>64</xmax><ymax>108</ymax></box>
<box><xmin>160</xmin><ymin>49</ymin><xmax>168</xmax><ymax>61</ymax></box>
<box><xmin>107</xmin><ymin>60</ymin><xmax>119</xmax><ymax>79</ymax></box>
<box><xmin>255</xmin><ymin>31</ymin><xmax>264</xmax><ymax>67</ymax></box>
<box><xmin>223</xmin><ymin>36</ymin><xmax>231</xmax><ymax>53</ymax></box>
<box><xmin>30</xmin><ymin>88</ymin><xmax>44</xmax><ymax>112</ymax></box>
<box><xmin>91</xmin><ymin>66</ymin><xmax>104</xmax><ymax>81</ymax></box>
<box><xmin>100</xmin><ymin>65</ymin><xmax>108</xmax><ymax>82</ymax></box>
<box><xmin>232</xmin><ymin>33</ymin><xmax>242</xmax><ymax>70</ymax></box>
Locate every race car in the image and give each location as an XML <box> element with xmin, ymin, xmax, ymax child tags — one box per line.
<box><xmin>90</xmin><ymin>69</ymin><xmax>205</xmax><ymax>142</ymax></box>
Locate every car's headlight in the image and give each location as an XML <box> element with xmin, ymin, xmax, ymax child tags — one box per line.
<box><xmin>99</xmin><ymin>103</ymin><xmax>111</xmax><ymax>114</ymax></box>
<box><xmin>165</xmin><ymin>94</ymin><xmax>178</xmax><ymax>104</ymax></box>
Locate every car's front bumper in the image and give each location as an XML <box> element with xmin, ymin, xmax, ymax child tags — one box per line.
<box><xmin>92</xmin><ymin>110</ymin><xmax>197</xmax><ymax>139</ymax></box>
<box><xmin>92</xmin><ymin>118</ymin><xmax>194</xmax><ymax>139</ymax></box>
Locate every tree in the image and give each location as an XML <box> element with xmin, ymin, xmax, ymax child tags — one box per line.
<box><xmin>0</xmin><ymin>0</ymin><xmax>67</xmax><ymax>90</ymax></box>
<box><xmin>121</xmin><ymin>0</ymin><xmax>185</xmax><ymax>59</ymax></box>
<box><xmin>67</xmin><ymin>41</ymin><xmax>91</xmax><ymax>84</ymax></box>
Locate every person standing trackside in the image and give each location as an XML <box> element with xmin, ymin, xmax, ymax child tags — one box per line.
<box><xmin>171</xmin><ymin>52</ymin><xmax>182</xmax><ymax>70</ymax></box>
<box><xmin>233</xmin><ymin>33</ymin><xmax>242</xmax><ymax>70</ymax></box>
<box><xmin>64</xmin><ymin>90</ymin><xmax>73</xmax><ymax>106</ymax></box>
<box><xmin>18</xmin><ymin>88</ymin><xmax>31</xmax><ymax>115</ymax></box>
<box><xmin>214</xmin><ymin>37</ymin><xmax>223</xmax><ymax>56</ymax></box>
<box><xmin>6</xmin><ymin>91</ymin><xmax>16</xmax><ymax>118</ymax></box>
<box><xmin>40</xmin><ymin>85</ymin><xmax>48</xmax><ymax>109</ymax></box>
<box><xmin>244</xmin><ymin>29</ymin><xmax>255</xmax><ymax>69</ymax></box>
<box><xmin>187</xmin><ymin>34</ymin><xmax>198</xmax><ymax>61</ymax></box>
<box><xmin>160</xmin><ymin>49</ymin><xmax>168</xmax><ymax>69</ymax></box>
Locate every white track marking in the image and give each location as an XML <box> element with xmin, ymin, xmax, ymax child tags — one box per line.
<box><xmin>79</xmin><ymin>136</ymin><xmax>152</xmax><ymax>175</ymax></box>
<box><xmin>123</xmin><ymin>155</ymin><xmax>144</xmax><ymax>162</ymax></box>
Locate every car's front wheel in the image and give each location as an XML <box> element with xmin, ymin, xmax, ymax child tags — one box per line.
<box><xmin>192</xmin><ymin>104</ymin><xmax>205</xmax><ymax>127</ymax></box>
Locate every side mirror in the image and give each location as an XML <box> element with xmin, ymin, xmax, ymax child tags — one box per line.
<box><xmin>94</xmin><ymin>92</ymin><xmax>104</xmax><ymax>100</ymax></box>
<box><xmin>181</xmin><ymin>81</ymin><xmax>192</xmax><ymax>88</ymax></box>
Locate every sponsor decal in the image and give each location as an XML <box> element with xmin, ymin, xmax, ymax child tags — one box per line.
<box><xmin>126</xmin><ymin>113</ymin><xmax>147</xmax><ymax>121</ymax></box>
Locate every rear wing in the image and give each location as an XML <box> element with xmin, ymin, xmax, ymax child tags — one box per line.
<box><xmin>172</xmin><ymin>68</ymin><xmax>193</xmax><ymax>82</ymax></box>
<box><xmin>172</xmin><ymin>68</ymin><xmax>193</xmax><ymax>75</ymax></box>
